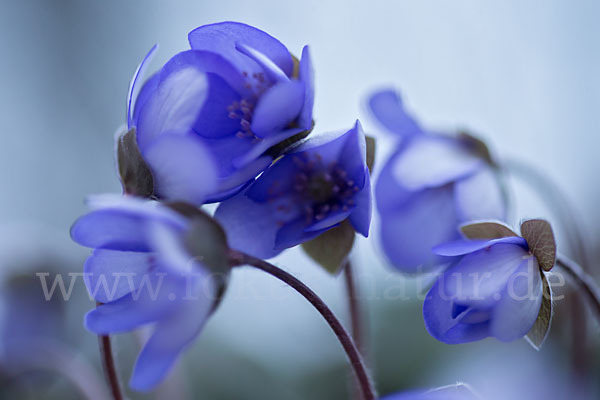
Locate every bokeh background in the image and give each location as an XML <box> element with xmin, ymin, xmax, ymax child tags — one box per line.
<box><xmin>1</xmin><ymin>0</ymin><xmax>599</xmax><ymax>399</ymax></box>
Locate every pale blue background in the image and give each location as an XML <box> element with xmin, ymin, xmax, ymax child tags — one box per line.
<box><xmin>0</xmin><ymin>1</ymin><xmax>598</xmax><ymax>399</ymax></box>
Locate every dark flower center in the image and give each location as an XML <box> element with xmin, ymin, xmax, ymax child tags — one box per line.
<box><xmin>290</xmin><ymin>153</ymin><xmax>359</xmax><ymax>224</ymax></box>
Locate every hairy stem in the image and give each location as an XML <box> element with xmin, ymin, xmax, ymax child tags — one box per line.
<box><xmin>344</xmin><ymin>261</ymin><xmax>363</xmax><ymax>350</ymax></box>
<box><xmin>556</xmin><ymin>255</ymin><xmax>600</xmax><ymax>319</ymax></box>
<box><xmin>229</xmin><ymin>250</ymin><xmax>376</xmax><ymax>400</ymax></box>
<box><xmin>344</xmin><ymin>261</ymin><xmax>365</xmax><ymax>400</ymax></box>
<box><xmin>503</xmin><ymin>159</ymin><xmax>592</xmax><ymax>381</ymax></box>
<box><xmin>96</xmin><ymin>302</ymin><xmax>123</xmax><ymax>400</ymax></box>
<box><xmin>503</xmin><ymin>158</ymin><xmax>589</xmax><ymax>267</ymax></box>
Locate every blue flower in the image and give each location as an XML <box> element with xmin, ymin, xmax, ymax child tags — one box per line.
<box><xmin>215</xmin><ymin>121</ymin><xmax>371</xmax><ymax>259</ymax></box>
<box><xmin>127</xmin><ymin>22</ymin><xmax>314</xmax><ymax>204</ymax></box>
<box><xmin>382</xmin><ymin>383</ymin><xmax>479</xmax><ymax>400</ymax></box>
<box><xmin>70</xmin><ymin>195</ymin><xmax>224</xmax><ymax>391</ymax></box>
<box><xmin>423</xmin><ymin>232</ymin><xmax>545</xmax><ymax>344</ymax></box>
<box><xmin>369</xmin><ymin>89</ymin><xmax>506</xmax><ymax>272</ymax></box>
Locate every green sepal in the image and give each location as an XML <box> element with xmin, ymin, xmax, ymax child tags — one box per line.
<box><xmin>116</xmin><ymin>127</ymin><xmax>154</xmax><ymax>198</ymax></box>
<box><xmin>301</xmin><ymin>220</ymin><xmax>355</xmax><ymax>275</ymax></box>
<box><xmin>520</xmin><ymin>219</ymin><xmax>557</xmax><ymax>271</ymax></box>
<box><xmin>525</xmin><ymin>271</ymin><xmax>553</xmax><ymax>349</ymax></box>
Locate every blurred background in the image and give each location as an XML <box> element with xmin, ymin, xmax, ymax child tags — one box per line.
<box><xmin>0</xmin><ymin>0</ymin><xmax>598</xmax><ymax>399</ymax></box>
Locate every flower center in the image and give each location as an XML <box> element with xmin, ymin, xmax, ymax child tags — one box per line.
<box><xmin>291</xmin><ymin>153</ymin><xmax>360</xmax><ymax>224</ymax></box>
<box><xmin>228</xmin><ymin>99</ymin><xmax>259</xmax><ymax>142</ymax></box>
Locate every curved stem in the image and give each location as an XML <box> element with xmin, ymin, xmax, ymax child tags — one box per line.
<box><xmin>556</xmin><ymin>254</ymin><xmax>600</xmax><ymax>319</ymax></box>
<box><xmin>229</xmin><ymin>251</ymin><xmax>376</xmax><ymax>400</ymax></box>
<box><xmin>96</xmin><ymin>303</ymin><xmax>123</xmax><ymax>400</ymax></box>
<box><xmin>503</xmin><ymin>158</ymin><xmax>597</xmax><ymax>386</ymax></box>
<box><xmin>503</xmin><ymin>158</ymin><xmax>589</xmax><ymax>268</ymax></box>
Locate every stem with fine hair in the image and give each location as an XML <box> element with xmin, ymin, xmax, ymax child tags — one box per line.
<box><xmin>556</xmin><ymin>254</ymin><xmax>600</xmax><ymax>319</ymax></box>
<box><xmin>344</xmin><ymin>260</ymin><xmax>365</xmax><ymax>400</ymax></box>
<box><xmin>229</xmin><ymin>250</ymin><xmax>376</xmax><ymax>400</ymax></box>
<box><xmin>503</xmin><ymin>158</ymin><xmax>589</xmax><ymax>267</ymax></box>
<box><xmin>503</xmin><ymin>158</ymin><xmax>592</xmax><ymax>380</ymax></box>
<box><xmin>344</xmin><ymin>261</ymin><xmax>363</xmax><ymax>351</ymax></box>
<box><xmin>96</xmin><ymin>303</ymin><xmax>123</xmax><ymax>400</ymax></box>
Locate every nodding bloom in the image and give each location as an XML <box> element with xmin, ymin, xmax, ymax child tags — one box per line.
<box><xmin>126</xmin><ymin>21</ymin><xmax>314</xmax><ymax>204</ymax></box>
<box><xmin>71</xmin><ymin>195</ymin><xmax>225</xmax><ymax>391</ymax></box>
<box><xmin>423</xmin><ymin>222</ymin><xmax>551</xmax><ymax>345</ymax></box>
<box><xmin>382</xmin><ymin>383</ymin><xmax>480</xmax><ymax>400</ymax></box>
<box><xmin>215</xmin><ymin>121</ymin><xmax>371</xmax><ymax>259</ymax></box>
<box><xmin>369</xmin><ymin>90</ymin><xmax>506</xmax><ymax>272</ymax></box>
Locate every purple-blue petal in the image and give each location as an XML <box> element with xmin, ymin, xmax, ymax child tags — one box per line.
<box><xmin>235</xmin><ymin>43</ymin><xmax>289</xmax><ymax>83</ymax></box>
<box><xmin>188</xmin><ymin>22</ymin><xmax>293</xmax><ymax>81</ymax></box>
<box><xmin>433</xmin><ymin>236</ymin><xmax>528</xmax><ymax>257</ymax></box>
<box><xmin>71</xmin><ymin>196</ymin><xmax>187</xmax><ymax>251</ymax></box>
<box><xmin>382</xmin><ymin>384</ymin><xmax>479</xmax><ymax>400</ymax></box>
<box><xmin>142</xmin><ymin>133</ymin><xmax>218</xmax><ymax>205</ymax></box>
<box><xmin>232</xmin><ymin>127</ymin><xmax>304</xmax><ymax>168</ymax></box>
<box><xmin>454</xmin><ymin>166</ymin><xmax>506</xmax><ymax>222</ymax></box>
<box><xmin>129</xmin><ymin>275</ymin><xmax>214</xmax><ymax>391</ymax></box>
<box><xmin>71</xmin><ymin>208</ymin><xmax>150</xmax><ymax>252</ymax></box>
<box><xmin>349</xmin><ymin>171</ymin><xmax>372</xmax><ymax>237</ymax></box>
<box><xmin>441</xmin><ymin>243</ymin><xmax>531</xmax><ymax>307</ymax></box>
<box><xmin>274</xmin><ymin>217</ymin><xmax>328</xmax><ymax>251</ymax></box>
<box><xmin>297</xmin><ymin>45</ymin><xmax>315</xmax><ymax>130</ymax></box>
<box><xmin>84</xmin><ymin>249</ymin><xmax>153</xmax><ymax>303</ymax></box>
<box><xmin>244</xmin><ymin>150</ymin><xmax>302</xmax><ymax>202</ymax></box>
<box><xmin>136</xmin><ymin>63</ymin><xmax>209</xmax><ymax>152</ymax></box>
<box><xmin>250</xmin><ymin>80</ymin><xmax>305</xmax><ymax>138</ymax></box>
<box><xmin>368</xmin><ymin>89</ymin><xmax>422</xmax><ymax>137</ymax></box>
<box><xmin>375</xmin><ymin>148</ymin><xmax>414</xmax><ymax>212</ymax></box>
<box><xmin>215</xmin><ymin>193</ymin><xmax>291</xmax><ymax>259</ymax></box>
<box><xmin>390</xmin><ymin>135</ymin><xmax>483</xmax><ymax>191</ymax></box>
<box><xmin>490</xmin><ymin>258</ymin><xmax>542</xmax><ymax>341</ymax></box>
<box><xmin>338</xmin><ymin>121</ymin><xmax>368</xmax><ymax>186</ymax></box>
<box><xmin>423</xmin><ymin>278</ymin><xmax>491</xmax><ymax>344</ymax></box>
<box><xmin>305</xmin><ymin>209</ymin><xmax>354</xmax><ymax>232</ymax></box>
<box><xmin>128</xmin><ymin>44</ymin><xmax>158</xmax><ymax>129</ymax></box>
<box><xmin>159</xmin><ymin>49</ymin><xmax>250</xmax><ymax>97</ymax></box>
<box><xmin>379</xmin><ymin>186</ymin><xmax>460</xmax><ymax>272</ymax></box>
<box><xmin>132</xmin><ymin>73</ymin><xmax>159</xmax><ymax>128</ymax></box>
<box><xmin>85</xmin><ymin>281</ymin><xmax>172</xmax><ymax>334</ymax></box>
<box><xmin>193</xmin><ymin>73</ymin><xmax>242</xmax><ymax>139</ymax></box>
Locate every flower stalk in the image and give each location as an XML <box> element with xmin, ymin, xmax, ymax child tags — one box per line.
<box><xmin>97</xmin><ymin>301</ymin><xmax>123</xmax><ymax>400</ymax></box>
<box><xmin>228</xmin><ymin>250</ymin><xmax>376</xmax><ymax>400</ymax></box>
<box><xmin>556</xmin><ymin>254</ymin><xmax>600</xmax><ymax>319</ymax></box>
<box><xmin>344</xmin><ymin>260</ymin><xmax>365</xmax><ymax>400</ymax></box>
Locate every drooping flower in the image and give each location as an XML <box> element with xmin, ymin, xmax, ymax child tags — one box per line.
<box><xmin>369</xmin><ymin>89</ymin><xmax>506</xmax><ymax>272</ymax></box>
<box><xmin>382</xmin><ymin>383</ymin><xmax>480</xmax><ymax>400</ymax></box>
<box><xmin>70</xmin><ymin>195</ymin><xmax>229</xmax><ymax>391</ymax></box>
<box><xmin>215</xmin><ymin>121</ymin><xmax>371</xmax><ymax>259</ymax></box>
<box><xmin>423</xmin><ymin>220</ymin><xmax>555</xmax><ymax>345</ymax></box>
<box><xmin>124</xmin><ymin>21</ymin><xmax>314</xmax><ymax>204</ymax></box>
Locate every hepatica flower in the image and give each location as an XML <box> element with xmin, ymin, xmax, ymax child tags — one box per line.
<box><xmin>123</xmin><ymin>21</ymin><xmax>314</xmax><ymax>204</ymax></box>
<box><xmin>215</xmin><ymin>121</ymin><xmax>371</xmax><ymax>260</ymax></box>
<box><xmin>369</xmin><ymin>90</ymin><xmax>506</xmax><ymax>272</ymax></box>
<box><xmin>71</xmin><ymin>195</ymin><xmax>228</xmax><ymax>390</ymax></box>
<box><xmin>423</xmin><ymin>220</ymin><xmax>556</xmax><ymax>347</ymax></box>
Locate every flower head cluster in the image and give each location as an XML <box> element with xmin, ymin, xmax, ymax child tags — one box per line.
<box><xmin>71</xmin><ymin>195</ymin><xmax>226</xmax><ymax>390</ymax></box>
<box><xmin>71</xmin><ymin>21</ymin><xmax>373</xmax><ymax>392</ymax></box>
<box><xmin>370</xmin><ymin>90</ymin><xmax>506</xmax><ymax>272</ymax></box>
<box><xmin>126</xmin><ymin>22</ymin><xmax>314</xmax><ymax>203</ymax></box>
<box><xmin>215</xmin><ymin>121</ymin><xmax>371</xmax><ymax>259</ymax></box>
<box><xmin>423</xmin><ymin>220</ymin><xmax>555</xmax><ymax>345</ymax></box>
